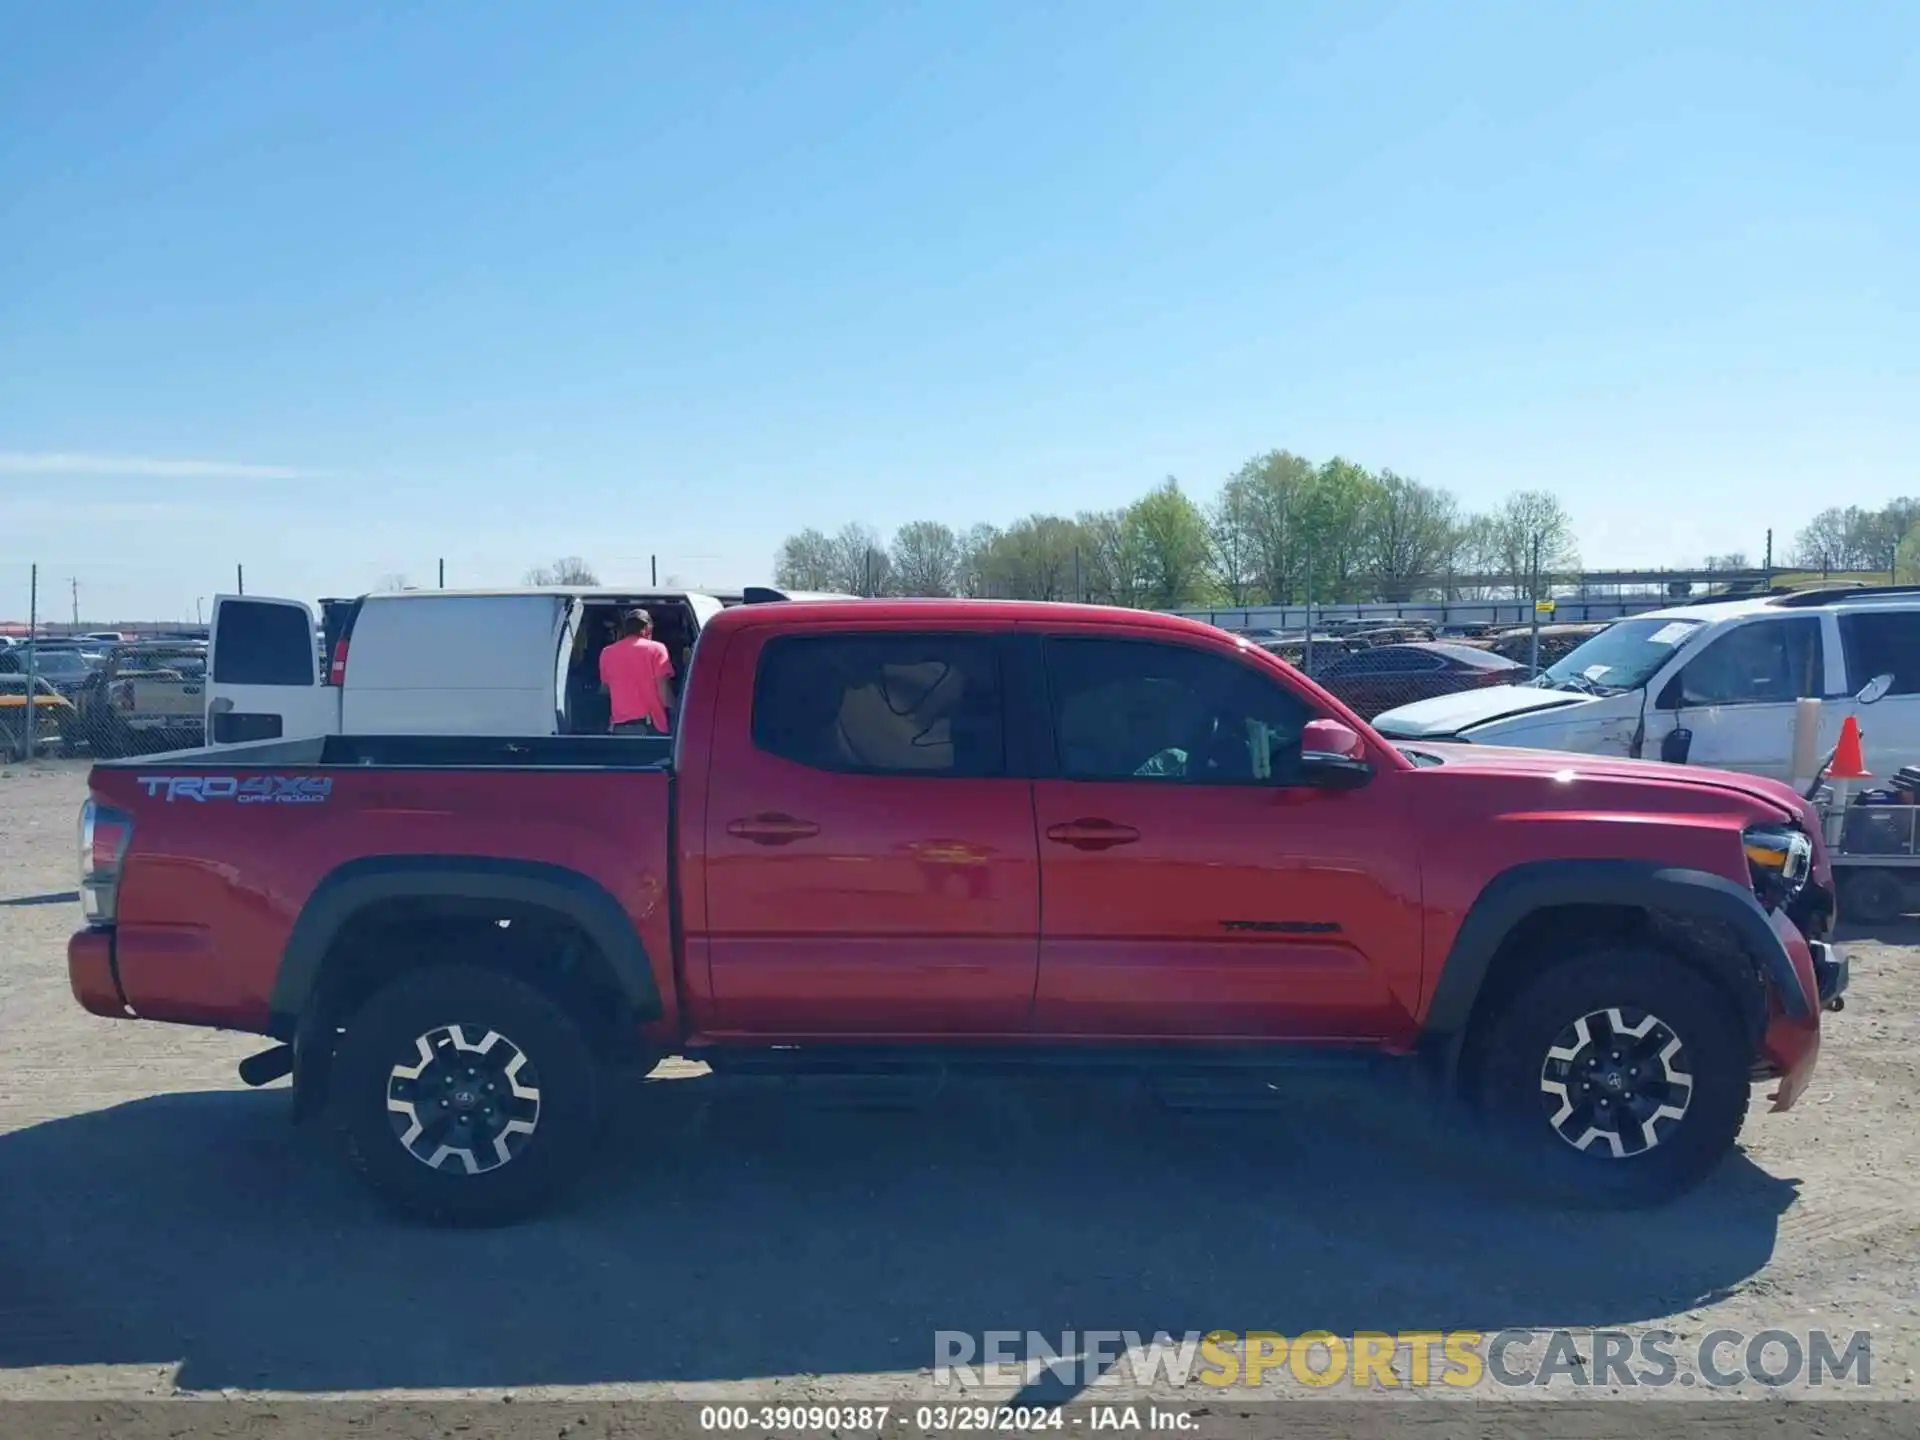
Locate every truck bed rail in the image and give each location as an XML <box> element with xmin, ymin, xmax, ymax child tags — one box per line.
<box><xmin>97</xmin><ymin>732</ymin><xmax>674</xmax><ymax>771</ymax></box>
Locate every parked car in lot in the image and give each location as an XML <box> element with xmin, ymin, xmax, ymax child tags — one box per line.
<box><xmin>0</xmin><ymin>674</ymin><xmax>78</xmax><ymax>759</ymax></box>
<box><xmin>70</xmin><ymin>599</ymin><xmax>1847</xmax><ymax>1224</ymax></box>
<box><xmin>1311</xmin><ymin>641</ymin><xmax>1525</xmax><ymax>720</ymax></box>
<box><xmin>0</xmin><ymin>643</ymin><xmax>100</xmax><ymax>698</ymax></box>
<box><xmin>1373</xmin><ymin>586</ymin><xmax>1920</xmax><ymax>781</ymax></box>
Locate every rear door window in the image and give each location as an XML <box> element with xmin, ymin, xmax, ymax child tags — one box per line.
<box><xmin>212</xmin><ymin>601</ymin><xmax>316</xmax><ymax>686</ymax></box>
<box><xmin>752</xmin><ymin>632</ymin><xmax>1007</xmax><ymax>777</ymax></box>
<box><xmin>1838</xmin><ymin>611</ymin><xmax>1920</xmax><ymax>697</ymax></box>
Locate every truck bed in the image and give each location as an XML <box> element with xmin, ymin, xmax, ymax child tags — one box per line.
<box><xmin>98</xmin><ymin>732</ymin><xmax>674</xmax><ymax>770</ymax></box>
<box><xmin>83</xmin><ymin>732</ymin><xmax>679</xmax><ymax>1036</ymax></box>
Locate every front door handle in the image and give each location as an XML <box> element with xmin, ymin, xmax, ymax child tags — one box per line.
<box><xmin>727</xmin><ymin>813</ymin><xmax>822</xmax><ymax>845</ymax></box>
<box><xmin>1045</xmin><ymin>818</ymin><xmax>1141</xmax><ymax>851</ymax></box>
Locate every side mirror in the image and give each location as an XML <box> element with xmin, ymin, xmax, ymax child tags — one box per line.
<box><xmin>1661</xmin><ymin>726</ymin><xmax>1694</xmax><ymax>764</ymax></box>
<box><xmin>1858</xmin><ymin>673</ymin><xmax>1894</xmax><ymax>706</ymax></box>
<box><xmin>1298</xmin><ymin>718</ymin><xmax>1372</xmax><ymax>789</ymax></box>
<box><xmin>1302</xmin><ymin>718</ymin><xmax>1365</xmax><ymax>760</ymax></box>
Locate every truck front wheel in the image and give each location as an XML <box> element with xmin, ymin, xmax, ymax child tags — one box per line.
<box><xmin>328</xmin><ymin>964</ymin><xmax>602</xmax><ymax>1225</ymax></box>
<box><xmin>1474</xmin><ymin>947</ymin><xmax>1751</xmax><ymax>1208</ymax></box>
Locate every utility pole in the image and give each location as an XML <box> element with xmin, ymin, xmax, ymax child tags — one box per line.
<box><xmin>24</xmin><ymin>565</ymin><xmax>38</xmax><ymax>759</ymax></box>
<box><xmin>438</xmin><ymin>558</ymin><xmax>445</xmax><ymax>589</ymax></box>
<box><xmin>1527</xmin><ymin>531</ymin><xmax>1543</xmax><ymax>676</ymax></box>
<box><xmin>70</xmin><ymin>576</ymin><xmax>79</xmax><ymax>627</ymax></box>
<box><xmin>236</xmin><ymin>564</ymin><xmax>245</xmax><ymax>596</ymax></box>
<box><xmin>1763</xmin><ymin>529</ymin><xmax>1773</xmax><ymax>589</ymax></box>
<box><xmin>1303</xmin><ymin>568</ymin><xmax>1315</xmax><ymax>677</ymax></box>
<box><xmin>651</xmin><ymin>554</ymin><xmax>658</xmax><ymax>587</ymax></box>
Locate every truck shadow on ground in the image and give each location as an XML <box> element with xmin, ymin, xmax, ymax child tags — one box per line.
<box><xmin>0</xmin><ymin>1074</ymin><xmax>1795</xmax><ymax>1395</ymax></box>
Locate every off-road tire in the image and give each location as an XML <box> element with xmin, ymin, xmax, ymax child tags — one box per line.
<box><xmin>1475</xmin><ymin>946</ymin><xmax>1751</xmax><ymax>1208</ymax></box>
<box><xmin>328</xmin><ymin>964</ymin><xmax>602</xmax><ymax>1226</ymax></box>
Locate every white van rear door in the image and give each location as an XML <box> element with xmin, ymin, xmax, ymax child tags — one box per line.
<box><xmin>206</xmin><ymin>595</ymin><xmax>342</xmax><ymax>745</ymax></box>
<box><xmin>339</xmin><ymin>593</ymin><xmax>573</xmax><ymax>734</ymax></box>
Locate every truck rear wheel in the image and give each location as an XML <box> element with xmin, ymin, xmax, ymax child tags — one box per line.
<box><xmin>328</xmin><ymin>964</ymin><xmax>601</xmax><ymax>1225</ymax></box>
<box><xmin>1474</xmin><ymin>947</ymin><xmax>1750</xmax><ymax>1208</ymax></box>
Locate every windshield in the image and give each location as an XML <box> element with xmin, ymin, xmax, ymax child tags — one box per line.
<box><xmin>1535</xmin><ymin>617</ymin><xmax>1705</xmax><ymax>694</ymax></box>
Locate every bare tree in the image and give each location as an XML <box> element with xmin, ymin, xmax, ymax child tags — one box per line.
<box><xmin>774</xmin><ymin>528</ymin><xmax>837</xmax><ymax>589</ymax></box>
<box><xmin>1207</xmin><ymin>480</ymin><xmax>1257</xmax><ymax>606</ymax></box>
<box><xmin>1493</xmin><ymin>492</ymin><xmax>1578</xmax><ymax>598</ymax></box>
<box><xmin>1363</xmin><ymin>470</ymin><xmax>1457</xmax><ymax>601</ymax></box>
<box><xmin>956</xmin><ymin>524</ymin><xmax>1000</xmax><ymax>597</ymax></box>
<box><xmin>525</xmin><ymin>556</ymin><xmax>600</xmax><ymax>586</ymax></box>
<box><xmin>375</xmin><ymin>572</ymin><xmax>411</xmax><ymax>592</ymax></box>
<box><xmin>888</xmin><ymin>521</ymin><xmax>961</xmax><ymax>596</ymax></box>
<box><xmin>827</xmin><ymin>523</ymin><xmax>890</xmax><ymax>596</ymax></box>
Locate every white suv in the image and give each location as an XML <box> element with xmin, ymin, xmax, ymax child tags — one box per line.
<box><xmin>1371</xmin><ymin>587</ymin><xmax>1920</xmax><ymax>780</ymax></box>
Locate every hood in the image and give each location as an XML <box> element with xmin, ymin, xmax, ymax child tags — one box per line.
<box><xmin>1405</xmin><ymin>742</ymin><xmax>1813</xmax><ymax>825</ymax></box>
<box><xmin>1371</xmin><ymin>683</ymin><xmax>1591</xmax><ymax>739</ymax></box>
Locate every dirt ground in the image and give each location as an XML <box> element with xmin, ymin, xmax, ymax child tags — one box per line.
<box><xmin>5</xmin><ymin>757</ymin><xmax>1920</xmax><ymax>1418</ymax></box>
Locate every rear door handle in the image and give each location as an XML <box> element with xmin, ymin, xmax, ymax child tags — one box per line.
<box><xmin>1045</xmin><ymin>818</ymin><xmax>1141</xmax><ymax>851</ymax></box>
<box><xmin>727</xmin><ymin>813</ymin><xmax>822</xmax><ymax>845</ymax></box>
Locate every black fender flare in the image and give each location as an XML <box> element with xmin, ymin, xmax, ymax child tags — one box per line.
<box><xmin>1420</xmin><ymin>858</ymin><xmax>1808</xmax><ymax>1074</ymax></box>
<box><xmin>268</xmin><ymin>854</ymin><xmax>663</xmax><ymax>1038</ymax></box>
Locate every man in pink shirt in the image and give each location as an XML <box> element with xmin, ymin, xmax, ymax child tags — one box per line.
<box><xmin>598</xmin><ymin>608</ymin><xmax>676</xmax><ymax>734</ymax></box>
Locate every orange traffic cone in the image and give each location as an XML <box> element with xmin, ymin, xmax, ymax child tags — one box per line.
<box><xmin>1830</xmin><ymin>714</ymin><xmax>1872</xmax><ymax>780</ymax></box>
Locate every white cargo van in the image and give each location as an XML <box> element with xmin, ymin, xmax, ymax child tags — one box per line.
<box><xmin>1371</xmin><ymin>586</ymin><xmax>1920</xmax><ymax>780</ymax></box>
<box><xmin>203</xmin><ymin>586</ymin><xmax>835</xmax><ymax>745</ymax></box>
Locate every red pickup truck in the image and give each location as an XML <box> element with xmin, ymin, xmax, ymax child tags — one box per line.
<box><xmin>68</xmin><ymin>599</ymin><xmax>1849</xmax><ymax>1224</ymax></box>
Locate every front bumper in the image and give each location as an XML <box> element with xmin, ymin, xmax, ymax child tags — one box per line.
<box><xmin>1809</xmin><ymin>939</ymin><xmax>1849</xmax><ymax>1012</ymax></box>
<box><xmin>1758</xmin><ymin>914</ymin><xmax>1847</xmax><ymax>1113</ymax></box>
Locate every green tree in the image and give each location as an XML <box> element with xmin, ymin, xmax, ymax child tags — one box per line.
<box><xmin>1126</xmin><ymin>479</ymin><xmax>1214</xmax><ymax>609</ymax></box>
<box><xmin>1222</xmin><ymin>449</ymin><xmax>1315</xmax><ymax>602</ymax></box>
<box><xmin>1296</xmin><ymin>458</ymin><xmax>1379</xmax><ymax>602</ymax></box>
<box><xmin>974</xmin><ymin>514</ymin><xmax>1084</xmax><ymax>600</ymax></box>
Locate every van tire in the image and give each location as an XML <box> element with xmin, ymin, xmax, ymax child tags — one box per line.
<box><xmin>1473</xmin><ymin>946</ymin><xmax>1750</xmax><ymax>1208</ymax></box>
<box><xmin>328</xmin><ymin>964</ymin><xmax>602</xmax><ymax>1226</ymax></box>
<box><xmin>1840</xmin><ymin>868</ymin><xmax>1905</xmax><ymax>926</ymax></box>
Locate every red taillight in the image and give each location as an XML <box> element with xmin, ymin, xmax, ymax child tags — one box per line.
<box><xmin>328</xmin><ymin>637</ymin><xmax>348</xmax><ymax>685</ymax></box>
<box><xmin>78</xmin><ymin>798</ymin><xmax>133</xmax><ymax>926</ymax></box>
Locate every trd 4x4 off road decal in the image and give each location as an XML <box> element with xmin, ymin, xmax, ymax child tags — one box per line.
<box><xmin>136</xmin><ymin>775</ymin><xmax>333</xmax><ymax>804</ymax></box>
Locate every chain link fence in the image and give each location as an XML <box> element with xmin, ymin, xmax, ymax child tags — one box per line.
<box><xmin>1254</xmin><ymin>620</ymin><xmax>1607</xmax><ymax>723</ymax></box>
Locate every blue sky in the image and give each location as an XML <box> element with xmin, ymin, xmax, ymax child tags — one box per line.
<box><xmin>2</xmin><ymin>1</ymin><xmax>1915</xmax><ymax>621</ymax></box>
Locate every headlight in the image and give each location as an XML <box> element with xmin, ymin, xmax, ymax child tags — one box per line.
<box><xmin>1745</xmin><ymin>824</ymin><xmax>1812</xmax><ymax>909</ymax></box>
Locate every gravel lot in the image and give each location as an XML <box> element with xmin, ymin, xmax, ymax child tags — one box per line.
<box><xmin>5</xmin><ymin>757</ymin><xmax>1920</xmax><ymax>1415</ymax></box>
